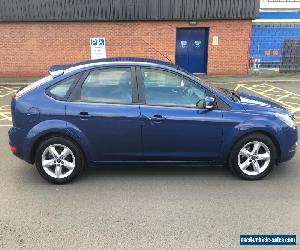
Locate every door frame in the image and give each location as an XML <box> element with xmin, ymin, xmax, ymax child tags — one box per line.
<box><xmin>135</xmin><ymin>65</ymin><xmax>229</xmax><ymax>111</ymax></box>
<box><xmin>135</xmin><ymin>65</ymin><xmax>226</xmax><ymax>162</ymax></box>
<box><xmin>68</xmin><ymin>65</ymin><xmax>140</xmax><ymax>104</ymax></box>
<box><xmin>63</xmin><ymin>65</ymin><xmax>143</xmax><ymax>162</ymax></box>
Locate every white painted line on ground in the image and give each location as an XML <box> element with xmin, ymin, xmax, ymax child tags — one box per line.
<box><xmin>212</xmin><ymin>79</ymin><xmax>300</xmax><ymax>85</ymax></box>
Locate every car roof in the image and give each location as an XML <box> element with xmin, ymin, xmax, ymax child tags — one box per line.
<box><xmin>49</xmin><ymin>57</ymin><xmax>179</xmax><ymax>77</ymax></box>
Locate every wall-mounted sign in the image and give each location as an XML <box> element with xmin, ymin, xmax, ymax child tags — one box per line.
<box><xmin>195</xmin><ymin>40</ymin><xmax>202</xmax><ymax>47</ymax></box>
<box><xmin>181</xmin><ymin>41</ymin><xmax>188</xmax><ymax>49</ymax></box>
<box><xmin>90</xmin><ymin>38</ymin><xmax>106</xmax><ymax>60</ymax></box>
<box><xmin>212</xmin><ymin>36</ymin><xmax>219</xmax><ymax>46</ymax></box>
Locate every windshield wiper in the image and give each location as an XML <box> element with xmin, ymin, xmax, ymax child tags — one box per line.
<box><xmin>220</xmin><ymin>88</ymin><xmax>240</xmax><ymax>102</ymax></box>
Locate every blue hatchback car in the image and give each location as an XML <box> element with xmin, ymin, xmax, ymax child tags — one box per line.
<box><xmin>9</xmin><ymin>58</ymin><xmax>298</xmax><ymax>184</ymax></box>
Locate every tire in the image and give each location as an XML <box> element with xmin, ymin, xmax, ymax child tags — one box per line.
<box><xmin>35</xmin><ymin>136</ymin><xmax>85</xmax><ymax>184</ymax></box>
<box><xmin>228</xmin><ymin>133</ymin><xmax>277</xmax><ymax>180</ymax></box>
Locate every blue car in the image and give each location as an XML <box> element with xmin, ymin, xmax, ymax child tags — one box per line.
<box><xmin>9</xmin><ymin>58</ymin><xmax>298</xmax><ymax>184</ymax></box>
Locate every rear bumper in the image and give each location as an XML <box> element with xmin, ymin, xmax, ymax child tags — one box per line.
<box><xmin>8</xmin><ymin>127</ymin><xmax>31</xmax><ymax>163</ymax></box>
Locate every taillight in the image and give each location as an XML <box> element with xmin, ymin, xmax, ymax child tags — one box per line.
<box><xmin>10</xmin><ymin>146</ymin><xmax>17</xmax><ymax>153</ymax></box>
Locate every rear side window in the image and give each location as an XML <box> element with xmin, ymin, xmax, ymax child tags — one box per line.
<box><xmin>80</xmin><ymin>68</ymin><xmax>132</xmax><ymax>104</ymax></box>
<box><xmin>47</xmin><ymin>75</ymin><xmax>80</xmax><ymax>100</ymax></box>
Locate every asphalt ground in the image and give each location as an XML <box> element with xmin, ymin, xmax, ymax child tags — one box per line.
<box><xmin>0</xmin><ymin>83</ymin><xmax>299</xmax><ymax>249</ymax></box>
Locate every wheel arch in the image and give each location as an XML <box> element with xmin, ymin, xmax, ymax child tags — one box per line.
<box><xmin>30</xmin><ymin>132</ymin><xmax>87</xmax><ymax>164</ymax></box>
<box><xmin>225</xmin><ymin>130</ymin><xmax>281</xmax><ymax>164</ymax></box>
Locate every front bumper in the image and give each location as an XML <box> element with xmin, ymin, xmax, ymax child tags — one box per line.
<box><xmin>279</xmin><ymin>126</ymin><xmax>298</xmax><ymax>163</ymax></box>
<box><xmin>282</xmin><ymin>141</ymin><xmax>297</xmax><ymax>162</ymax></box>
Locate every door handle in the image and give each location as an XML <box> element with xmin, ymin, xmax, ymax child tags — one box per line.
<box><xmin>79</xmin><ymin>112</ymin><xmax>91</xmax><ymax>120</ymax></box>
<box><xmin>149</xmin><ymin>115</ymin><xmax>166</xmax><ymax>122</ymax></box>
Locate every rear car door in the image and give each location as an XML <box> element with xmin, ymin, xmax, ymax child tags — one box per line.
<box><xmin>138</xmin><ymin>67</ymin><xmax>224</xmax><ymax>161</ymax></box>
<box><xmin>65</xmin><ymin>67</ymin><xmax>142</xmax><ymax>162</ymax></box>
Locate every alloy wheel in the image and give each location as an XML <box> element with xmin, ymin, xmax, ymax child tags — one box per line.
<box><xmin>41</xmin><ymin>144</ymin><xmax>76</xmax><ymax>179</ymax></box>
<box><xmin>238</xmin><ymin>141</ymin><xmax>271</xmax><ymax>176</ymax></box>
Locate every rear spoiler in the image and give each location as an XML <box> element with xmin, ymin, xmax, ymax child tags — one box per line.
<box><xmin>49</xmin><ymin>64</ymin><xmax>70</xmax><ymax>78</ymax></box>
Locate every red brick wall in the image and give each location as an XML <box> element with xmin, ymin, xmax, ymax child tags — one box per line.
<box><xmin>0</xmin><ymin>21</ymin><xmax>252</xmax><ymax>77</ymax></box>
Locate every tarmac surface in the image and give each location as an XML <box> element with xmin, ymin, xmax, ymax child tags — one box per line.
<box><xmin>0</xmin><ymin>82</ymin><xmax>299</xmax><ymax>249</ymax></box>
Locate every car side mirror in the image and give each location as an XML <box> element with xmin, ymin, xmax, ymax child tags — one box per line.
<box><xmin>203</xmin><ymin>96</ymin><xmax>215</xmax><ymax>110</ymax></box>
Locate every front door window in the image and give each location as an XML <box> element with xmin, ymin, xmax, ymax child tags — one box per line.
<box><xmin>141</xmin><ymin>68</ymin><xmax>206</xmax><ymax>108</ymax></box>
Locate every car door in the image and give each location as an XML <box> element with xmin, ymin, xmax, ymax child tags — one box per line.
<box><xmin>65</xmin><ymin>67</ymin><xmax>142</xmax><ymax>162</ymax></box>
<box><xmin>138</xmin><ymin>67</ymin><xmax>224</xmax><ymax>161</ymax></box>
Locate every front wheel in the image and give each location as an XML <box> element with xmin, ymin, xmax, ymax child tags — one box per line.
<box><xmin>229</xmin><ymin>133</ymin><xmax>277</xmax><ymax>180</ymax></box>
<box><xmin>35</xmin><ymin>136</ymin><xmax>85</xmax><ymax>184</ymax></box>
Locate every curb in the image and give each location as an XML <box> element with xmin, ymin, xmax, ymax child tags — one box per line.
<box><xmin>0</xmin><ymin>82</ymin><xmax>29</xmax><ymax>87</ymax></box>
<box><xmin>202</xmin><ymin>79</ymin><xmax>300</xmax><ymax>85</ymax></box>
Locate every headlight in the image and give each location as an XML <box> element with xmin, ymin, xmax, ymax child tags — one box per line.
<box><xmin>275</xmin><ymin>113</ymin><xmax>296</xmax><ymax>128</ymax></box>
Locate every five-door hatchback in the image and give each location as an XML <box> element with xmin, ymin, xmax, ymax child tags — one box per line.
<box><xmin>9</xmin><ymin>58</ymin><xmax>298</xmax><ymax>184</ymax></box>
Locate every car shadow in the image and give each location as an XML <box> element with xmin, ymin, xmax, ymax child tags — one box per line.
<box><xmin>77</xmin><ymin>164</ymin><xmax>235</xmax><ymax>182</ymax></box>
<box><xmin>16</xmin><ymin>161</ymin><xmax>251</xmax><ymax>188</ymax></box>
<box><xmin>17</xmin><ymin>161</ymin><xmax>296</xmax><ymax>186</ymax></box>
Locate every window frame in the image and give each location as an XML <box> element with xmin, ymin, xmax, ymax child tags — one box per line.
<box><xmin>45</xmin><ymin>73</ymin><xmax>82</xmax><ymax>101</ymax></box>
<box><xmin>69</xmin><ymin>66</ymin><xmax>139</xmax><ymax>105</ymax></box>
<box><xmin>136</xmin><ymin>66</ymin><xmax>228</xmax><ymax>110</ymax></box>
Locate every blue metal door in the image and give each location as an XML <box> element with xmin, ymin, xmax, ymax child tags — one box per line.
<box><xmin>176</xmin><ymin>28</ymin><xmax>209</xmax><ymax>74</ymax></box>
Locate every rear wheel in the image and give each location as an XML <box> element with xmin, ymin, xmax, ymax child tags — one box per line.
<box><xmin>229</xmin><ymin>133</ymin><xmax>277</xmax><ymax>180</ymax></box>
<box><xmin>35</xmin><ymin>136</ymin><xmax>85</xmax><ymax>184</ymax></box>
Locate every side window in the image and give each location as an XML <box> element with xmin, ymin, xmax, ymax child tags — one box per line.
<box><xmin>141</xmin><ymin>69</ymin><xmax>206</xmax><ymax>108</ymax></box>
<box><xmin>81</xmin><ymin>68</ymin><xmax>132</xmax><ymax>104</ymax></box>
<box><xmin>47</xmin><ymin>74</ymin><xmax>80</xmax><ymax>100</ymax></box>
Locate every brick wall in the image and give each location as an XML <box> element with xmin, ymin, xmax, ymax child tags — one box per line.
<box><xmin>0</xmin><ymin>20</ymin><xmax>252</xmax><ymax>77</ymax></box>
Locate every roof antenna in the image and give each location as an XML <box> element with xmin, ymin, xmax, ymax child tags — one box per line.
<box><xmin>139</xmin><ymin>37</ymin><xmax>174</xmax><ymax>64</ymax></box>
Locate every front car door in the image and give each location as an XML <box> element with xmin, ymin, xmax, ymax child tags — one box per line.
<box><xmin>138</xmin><ymin>67</ymin><xmax>224</xmax><ymax>162</ymax></box>
<box><xmin>65</xmin><ymin>66</ymin><xmax>142</xmax><ymax>162</ymax></box>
